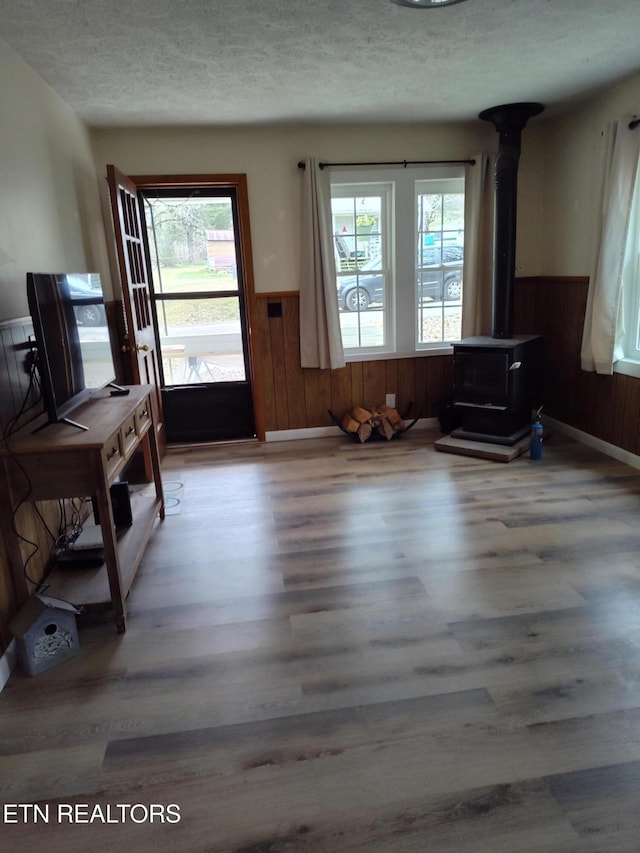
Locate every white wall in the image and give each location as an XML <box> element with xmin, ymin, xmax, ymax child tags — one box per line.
<box><xmin>6</xmin><ymin>24</ymin><xmax>617</xmax><ymax>322</ymax></box>
<box><xmin>91</xmin><ymin>121</ymin><xmax>502</xmax><ymax>295</ymax></box>
<box><xmin>0</xmin><ymin>39</ymin><xmax>111</xmax><ymax>321</ymax></box>
<box><xmin>540</xmin><ymin>71</ymin><xmax>640</xmax><ymax>277</ymax></box>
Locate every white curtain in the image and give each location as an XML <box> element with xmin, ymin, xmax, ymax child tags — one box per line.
<box><xmin>299</xmin><ymin>158</ymin><xmax>345</xmax><ymax>369</ymax></box>
<box><xmin>581</xmin><ymin>119</ymin><xmax>640</xmax><ymax>374</ymax></box>
<box><xmin>461</xmin><ymin>153</ymin><xmax>491</xmax><ymax>338</ymax></box>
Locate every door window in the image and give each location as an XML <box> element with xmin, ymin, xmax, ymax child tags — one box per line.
<box><xmin>140</xmin><ymin>191</ymin><xmax>249</xmax><ymax>386</ymax></box>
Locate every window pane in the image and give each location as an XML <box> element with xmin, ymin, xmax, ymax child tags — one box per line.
<box><xmin>332</xmin><ymin>192</ymin><xmax>387</xmax><ymax>350</ymax></box>
<box><xmin>157</xmin><ymin>297</ymin><xmax>246</xmax><ymax>384</ymax></box>
<box><xmin>417</xmin><ymin>300</ymin><xmax>462</xmax><ymax>344</ymax></box>
<box><xmin>144</xmin><ymin>196</ymin><xmax>238</xmax><ymax>293</ymax></box>
<box><xmin>339</xmin><ymin>294</ymin><xmax>386</xmax><ymax>348</ymax></box>
<box><xmin>416</xmin><ymin>187</ymin><xmax>464</xmax><ymax>346</ymax></box>
<box><xmin>332</xmin><ymin>195</ymin><xmax>382</xmax><ymax>270</ymax></box>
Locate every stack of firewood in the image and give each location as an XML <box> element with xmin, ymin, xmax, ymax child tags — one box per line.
<box><xmin>340</xmin><ymin>404</ymin><xmax>405</xmax><ymax>443</ymax></box>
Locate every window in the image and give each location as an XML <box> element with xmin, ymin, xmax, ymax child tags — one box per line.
<box><xmin>416</xmin><ymin>181</ymin><xmax>465</xmax><ymax>347</ymax></box>
<box><xmin>330</xmin><ymin>167</ymin><xmax>465</xmax><ymax>358</ymax></box>
<box><xmin>139</xmin><ymin>189</ymin><xmax>250</xmax><ymax>386</ymax></box>
<box><xmin>617</xmin><ymin>163</ymin><xmax>640</xmax><ymax>375</ymax></box>
<box><xmin>332</xmin><ymin>184</ymin><xmax>390</xmax><ymax>350</ymax></box>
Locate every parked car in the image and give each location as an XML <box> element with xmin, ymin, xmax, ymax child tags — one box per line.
<box><xmin>419</xmin><ymin>243</ymin><xmax>464</xmax><ymax>267</ymax></box>
<box><xmin>420</xmin><ymin>267</ymin><xmax>463</xmax><ymax>303</ymax></box>
<box><xmin>337</xmin><ymin>257</ymin><xmax>384</xmax><ymax>312</ymax></box>
<box><xmin>67</xmin><ymin>275</ymin><xmax>106</xmax><ymax>326</ymax></box>
<box><xmin>337</xmin><ymin>245</ymin><xmax>463</xmax><ymax>311</ymax></box>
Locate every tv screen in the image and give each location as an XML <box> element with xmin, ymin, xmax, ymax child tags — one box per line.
<box><xmin>27</xmin><ymin>273</ymin><xmax>116</xmax><ymax>429</ymax></box>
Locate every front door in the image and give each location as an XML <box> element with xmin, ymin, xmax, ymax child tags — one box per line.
<box><xmin>106</xmin><ymin>165</ymin><xmax>166</xmax><ymax>465</ymax></box>
<box><xmin>136</xmin><ymin>180</ymin><xmax>257</xmax><ymax>443</ymax></box>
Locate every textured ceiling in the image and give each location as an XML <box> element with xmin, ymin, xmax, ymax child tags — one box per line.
<box><xmin>2</xmin><ymin>0</ymin><xmax>640</xmax><ymax>127</ymax></box>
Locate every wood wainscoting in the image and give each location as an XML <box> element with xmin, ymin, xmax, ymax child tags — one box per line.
<box><xmin>0</xmin><ymin>318</ymin><xmax>46</xmax><ymax>657</ymax></box>
<box><xmin>513</xmin><ymin>275</ymin><xmax>640</xmax><ymax>456</ymax></box>
<box><xmin>253</xmin><ymin>293</ymin><xmax>454</xmax><ymax>433</ymax></box>
<box><xmin>255</xmin><ymin>280</ymin><xmax>640</xmax><ymax>456</ymax></box>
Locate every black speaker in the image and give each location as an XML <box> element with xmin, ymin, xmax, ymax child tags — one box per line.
<box><xmin>111</xmin><ymin>481</ymin><xmax>133</xmax><ymax>528</ymax></box>
<box><xmin>92</xmin><ymin>481</ymin><xmax>133</xmax><ymax>529</ymax></box>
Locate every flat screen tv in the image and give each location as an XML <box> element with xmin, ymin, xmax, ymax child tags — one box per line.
<box><xmin>26</xmin><ymin>272</ymin><xmax>117</xmax><ymax>430</ymax></box>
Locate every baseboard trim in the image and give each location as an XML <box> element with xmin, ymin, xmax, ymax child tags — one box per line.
<box><xmin>545</xmin><ymin>415</ymin><xmax>640</xmax><ymax>470</ymax></box>
<box><xmin>0</xmin><ymin>639</ymin><xmax>17</xmax><ymax>693</ymax></box>
<box><xmin>266</xmin><ymin>426</ymin><xmax>340</xmax><ymax>442</ymax></box>
<box><xmin>265</xmin><ymin>417</ymin><xmax>439</xmax><ymax>443</ymax></box>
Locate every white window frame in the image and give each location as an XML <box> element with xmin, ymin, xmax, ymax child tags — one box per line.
<box><xmin>330</xmin><ymin>166</ymin><xmax>465</xmax><ymax>361</ymax></box>
<box><xmin>414</xmin><ymin>175</ymin><xmax>465</xmax><ymax>352</ymax></box>
<box><xmin>332</xmin><ymin>181</ymin><xmax>394</xmax><ymax>356</ymax></box>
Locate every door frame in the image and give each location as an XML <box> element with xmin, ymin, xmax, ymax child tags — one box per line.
<box><xmin>127</xmin><ymin>173</ymin><xmax>265</xmax><ymax>442</ymax></box>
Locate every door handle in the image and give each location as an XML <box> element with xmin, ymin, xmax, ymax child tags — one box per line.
<box><xmin>120</xmin><ymin>343</ymin><xmax>149</xmax><ymax>352</ymax></box>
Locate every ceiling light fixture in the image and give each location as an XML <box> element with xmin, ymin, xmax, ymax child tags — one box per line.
<box><xmin>391</xmin><ymin>0</ymin><xmax>469</xmax><ymax>7</ymax></box>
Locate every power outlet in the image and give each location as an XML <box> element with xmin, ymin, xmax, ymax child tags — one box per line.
<box><xmin>385</xmin><ymin>393</ymin><xmax>396</xmax><ymax>408</ymax></box>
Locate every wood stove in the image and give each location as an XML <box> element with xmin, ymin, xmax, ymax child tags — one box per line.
<box><xmin>452</xmin><ymin>334</ymin><xmax>542</xmax><ymax>444</ymax></box>
<box><xmin>452</xmin><ymin>102</ymin><xmax>544</xmax><ymax>446</ymax></box>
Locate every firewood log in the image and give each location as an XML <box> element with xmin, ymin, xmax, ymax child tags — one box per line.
<box><xmin>379</xmin><ymin>404</ymin><xmax>403</xmax><ymax>425</ymax></box>
<box><xmin>352</xmin><ymin>406</ymin><xmax>373</xmax><ymax>423</ymax></box>
<box><xmin>357</xmin><ymin>422</ymin><xmax>373</xmax><ymax>443</ymax></box>
<box><xmin>378</xmin><ymin>418</ymin><xmax>394</xmax><ymax>440</ymax></box>
<box><xmin>341</xmin><ymin>413</ymin><xmax>360</xmax><ymax>434</ymax></box>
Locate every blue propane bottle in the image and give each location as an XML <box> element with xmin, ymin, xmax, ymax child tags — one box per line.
<box><xmin>530</xmin><ymin>415</ymin><xmax>543</xmax><ymax>460</ymax></box>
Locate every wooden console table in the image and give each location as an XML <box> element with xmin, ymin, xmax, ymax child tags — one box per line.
<box><xmin>1</xmin><ymin>385</ymin><xmax>164</xmax><ymax>632</ymax></box>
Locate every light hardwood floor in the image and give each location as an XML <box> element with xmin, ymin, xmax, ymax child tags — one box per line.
<box><xmin>2</xmin><ymin>427</ymin><xmax>640</xmax><ymax>852</ymax></box>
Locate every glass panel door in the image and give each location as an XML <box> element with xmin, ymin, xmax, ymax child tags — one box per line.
<box><xmin>142</xmin><ymin>191</ymin><xmax>248</xmax><ymax>386</ymax></box>
<box><xmin>138</xmin><ymin>185</ymin><xmax>255</xmax><ymax>443</ymax></box>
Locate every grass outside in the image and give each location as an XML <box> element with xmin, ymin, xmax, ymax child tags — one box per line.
<box><xmin>154</xmin><ymin>263</ymin><xmax>236</xmax><ymax>293</ymax></box>
<box><xmin>152</xmin><ymin>263</ymin><xmax>239</xmax><ymax>326</ymax></box>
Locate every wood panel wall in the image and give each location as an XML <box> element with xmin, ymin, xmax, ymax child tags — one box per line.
<box><xmin>252</xmin><ymin>293</ymin><xmax>454</xmax><ymax>431</ymax></box>
<box><xmin>255</xmin><ymin>282</ymin><xmax>640</xmax><ymax>457</ymax></box>
<box><xmin>0</xmin><ymin>319</ymin><xmax>46</xmax><ymax>655</ymax></box>
<box><xmin>513</xmin><ymin>275</ymin><xmax>640</xmax><ymax>455</ymax></box>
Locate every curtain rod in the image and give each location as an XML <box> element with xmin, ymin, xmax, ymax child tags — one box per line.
<box><xmin>630</xmin><ymin>118</ymin><xmax>640</xmax><ymax>130</ymax></box>
<box><xmin>297</xmin><ymin>158</ymin><xmax>475</xmax><ymax>170</ymax></box>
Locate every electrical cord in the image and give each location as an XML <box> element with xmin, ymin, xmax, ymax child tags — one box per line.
<box><xmin>54</xmin><ymin>498</ymin><xmax>86</xmax><ymax>551</ymax></box>
<box><xmin>0</xmin><ymin>356</ymin><xmax>43</xmax><ymax>645</ymax></box>
<box><xmin>1</xmin><ymin>356</ymin><xmax>87</xmax><ymax>613</ymax></box>
<box><xmin>1</xmin><ymin>358</ymin><xmax>45</xmax><ymax>589</ymax></box>
<box><xmin>33</xmin><ymin>502</ymin><xmax>57</xmax><ymax>543</ymax></box>
<box><xmin>5</xmin><ymin>353</ymin><xmax>43</xmax><ymax>438</ymax></box>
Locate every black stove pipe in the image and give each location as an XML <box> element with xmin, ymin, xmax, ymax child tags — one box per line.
<box><xmin>479</xmin><ymin>102</ymin><xmax>544</xmax><ymax>339</ymax></box>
